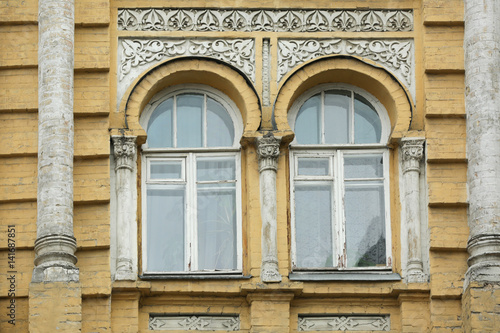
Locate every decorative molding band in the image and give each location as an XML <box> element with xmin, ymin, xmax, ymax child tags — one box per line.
<box><xmin>119</xmin><ymin>38</ymin><xmax>255</xmax><ymax>82</ymax></box>
<box><xmin>262</xmin><ymin>38</ymin><xmax>271</xmax><ymax>106</ymax></box>
<box><xmin>149</xmin><ymin>315</ymin><xmax>240</xmax><ymax>331</ymax></box>
<box><xmin>118</xmin><ymin>8</ymin><xmax>413</xmax><ymax>32</ymax></box>
<box><xmin>298</xmin><ymin>315</ymin><xmax>390</xmax><ymax>331</ymax></box>
<box><xmin>277</xmin><ymin>38</ymin><xmax>413</xmax><ymax>85</ymax></box>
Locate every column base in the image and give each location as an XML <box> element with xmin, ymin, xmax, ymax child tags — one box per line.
<box><xmin>261</xmin><ymin>261</ymin><xmax>281</xmax><ymax>283</ymax></box>
<box><xmin>115</xmin><ymin>269</ymin><xmax>137</xmax><ymax>281</ymax></box>
<box><xmin>32</xmin><ymin>265</ymin><xmax>79</xmax><ymax>283</ymax></box>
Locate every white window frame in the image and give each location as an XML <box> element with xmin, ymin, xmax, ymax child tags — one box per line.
<box><xmin>288</xmin><ymin>83</ymin><xmax>392</xmax><ymax>272</ymax></box>
<box><xmin>140</xmin><ymin>84</ymin><xmax>243</xmax><ymax>275</ymax></box>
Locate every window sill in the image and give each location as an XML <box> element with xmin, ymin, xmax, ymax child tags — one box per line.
<box><xmin>139</xmin><ymin>273</ymin><xmax>252</xmax><ymax>280</ymax></box>
<box><xmin>289</xmin><ymin>271</ymin><xmax>401</xmax><ymax>281</ymax></box>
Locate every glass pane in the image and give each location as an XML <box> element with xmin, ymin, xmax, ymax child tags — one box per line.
<box><xmin>177</xmin><ymin>94</ymin><xmax>203</xmax><ymax>148</ymax></box>
<box><xmin>294</xmin><ymin>182</ymin><xmax>333</xmax><ymax>268</ymax></box>
<box><xmin>207</xmin><ymin>97</ymin><xmax>234</xmax><ymax>147</ymax></box>
<box><xmin>324</xmin><ymin>90</ymin><xmax>350</xmax><ymax>144</ymax></box>
<box><xmin>197</xmin><ymin>156</ymin><xmax>236</xmax><ymax>182</ymax></box>
<box><xmin>344</xmin><ymin>183</ymin><xmax>386</xmax><ymax>268</ymax></box>
<box><xmin>354</xmin><ymin>93</ymin><xmax>382</xmax><ymax>143</ymax></box>
<box><xmin>147</xmin><ymin>185</ymin><xmax>185</xmax><ymax>272</ymax></box>
<box><xmin>147</xmin><ymin>98</ymin><xmax>173</xmax><ymax>148</ymax></box>
<box><xmin>295</xmin><ymin>94</ymin><xmax>321</xmax><ymax>144</ymax></box>
<box><xmin>197</xmin><ymin>183</ymin><xmax>237</xmax><ymax>270</ymax></box>
<box><xmin>297</xmin><ymin>157</ymin><xmax>330</xmax><ymax>176</ymax></box>
<box><xmin>150</xmin><ymin>160</ymin><xmax>183</xmax><ymax>179</ymax></box>
<box><xmin>344</xmin><ymin>154</ymin><xmax>384</xmax><ymax>179</ymax></box>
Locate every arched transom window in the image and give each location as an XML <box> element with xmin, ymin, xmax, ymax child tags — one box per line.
<box><xmin>141</xmin><ymin>85</ymin><xmax>243</xmax><ymax>274</ymax></box>
<box><xmin>288</xmin><ymin>84</ymin><xmax>391</xmax><ymax>271</ymax></box>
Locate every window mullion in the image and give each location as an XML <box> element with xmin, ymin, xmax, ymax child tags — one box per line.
<box><xmin>203</xmin><ymin>94</ymin><xmax>207</xmax><ymax>148</ymax></box>
<box><xmin>321</xmin><ymin>91</ymin><xmax>325</xmax><ymax>144</ymax></box>
<box><xmin>187</xmin><ymin>152</ymin><xmax>198</xmax><ymax>271</ymax></box>
<box><xmin>350</xmin><ymin>91</ymin><xmax>355</xmax><ymax>144</ymax></box>
<box><xmin>336</xmin><ymin>151</ymin><xmax>347</xmax><ymax>268</ymax></box>
<box><xmin>173</xmin><ymin>95</ymin><xmax>178</xmax><ymax>148</ymax></box>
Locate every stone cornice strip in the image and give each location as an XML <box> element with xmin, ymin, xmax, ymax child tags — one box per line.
<box><xmin>119</xmin><ymin>38</ymin><xmax>255</xmax><ymax>82</ymax></box>
<box><xmin>118</xmin><ymin>8</ymin><xmax>413</xmax><ymax>32</ymax></box>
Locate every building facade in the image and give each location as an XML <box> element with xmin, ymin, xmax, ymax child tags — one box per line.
<box><xmin>0</xmin><ymin>0</ymin><xmax>499</xmax><ymax>332</ymax></box>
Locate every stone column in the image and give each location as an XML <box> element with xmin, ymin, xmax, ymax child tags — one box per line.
<box><xmin>256</xmin><ymin>134</ymin><xmax>282</xmax><ymax>282</ymax></box>
<box><xmin>30</xmin><ymin>0</ymin><xmax>82</xmax><ymax>330</ymax></box>
<box><xmin>32</xmin><ymin>0</ymin><xmax>78</xmax><ymax>283</ymax></box>
<box><xmin>112</xmin><ymin>136</ymin><xmax>137</xmax><ymax>280</ymax></box>
<box><xmin>464</xmin><ymin>0</ymin><xmax>500</xmax><ymax>286</ymax></box>
<box><xmin>400</xmin><ymin>138</ymin><xmax>426</xmax><ymax>283</ymax></box>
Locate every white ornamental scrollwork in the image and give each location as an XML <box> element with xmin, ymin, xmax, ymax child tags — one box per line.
<box><xmin>118</xmin><ymin>8</ymin><xmax>413</xmax><ymax>32</ymax></box>
<box><xmin>119</xmin><ymin>38</ymin><xmax>255</xmax><ymax>82</ymax></box>
<box><xmin>277</xmin><ymin>38</ymin><xmax>413</xmax><ymax>86</ymax></box>
<box><xmin>298</xmin><ymin>315</ymin><xmax>390</xmax><ymax>331</ymax></box>
<box><xmin>149</xmin><ymin>315</ymin><xmax>240</xmax><ymax>331</ymax></box>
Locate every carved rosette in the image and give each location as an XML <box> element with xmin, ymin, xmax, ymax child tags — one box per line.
<box><xmin>113</xmin><ymin>136</ymin><xmax>137</xmax><ymax>171</ymax></box>
<box><xmin>256</xmin><ymin>135</ymin><xmax>281</xmax><ymax>172</ymax></box>
<box><xmin>400</xmin><ymin>138</ymin><xmax>424</xmax><ymax>173</ymax></box>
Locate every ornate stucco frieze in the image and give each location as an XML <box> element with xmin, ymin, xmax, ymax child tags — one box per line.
<box><xmin>118</xmin><ymin>8</ymin><xmax>413</xmax><ymax>32</ymax></box>
<box><xmin>149</xmin><ymin>315</ymin><xmax>240</xmax><ymax>331</ymax></box>
<box><xmin>119</xmin><ymin>38</ymin><xmax>255</xmax><ymax>82</ymax></box>
<box><xmin>277</xmin><ymin>38</ymin><xmax>413</xmax><ymax>85</ymax></box>
<box><xmin>298</xmin><ymin>315</ymin><xmax>390</xmax><ymax>331</ymax></box>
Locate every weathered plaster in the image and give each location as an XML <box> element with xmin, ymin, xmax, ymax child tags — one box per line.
<box><xmin>464</xmin><ymin>0</ymin><xmax>500</xmax><ymax>285</ymax></box>
<box><xmin>33</xmin><ymin>0</ymin><xmax>78</xmax><ymax>282</ymax></box>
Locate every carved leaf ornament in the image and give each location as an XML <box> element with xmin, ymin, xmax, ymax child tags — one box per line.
<box><xmin>118</xmin><ymin>9</ymin><xmax>413</xmax><ymax>32</ymax></box>
<box><xmin>277</xmin><ymin>39</ymin><xmax>412</xmax><ymax>84</ymax></box>
<box><xmin>119</xmin><ymin>39</ymin><xmax>255</xmax><ymax>82</ymax></box>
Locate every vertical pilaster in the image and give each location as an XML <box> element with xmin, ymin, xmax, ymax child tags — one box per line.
<box><xmin>247</xmin><ymin>293</ymin><xmax>294</xmax><ymax>333</ymax></box>
<box><xmin>112</xmin><ymin>136</ymin><xmax>138</xmax><ymax>280</ymax></box>
<box><xmin>256</xmin><ymin>134</ymin><xmax>282</xmax><ymax>283</ymax></box>
<box><xmin>400</xmin><ymin>138</ymin><xmax>426</xmax><ymax>283</ymax></box>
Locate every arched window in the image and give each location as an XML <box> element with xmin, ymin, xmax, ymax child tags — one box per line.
<box><xmin>141</xmin><ymin>85</ymin><xmax>243</xmax><ymax>274</ymax></box>
<box><xmin>288</xmin><ymin>84</ymin><xmax>391</xmax><ymax>270</ymax></box>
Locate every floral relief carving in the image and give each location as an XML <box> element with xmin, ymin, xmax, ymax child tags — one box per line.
<box><xmin>277</xmin><ymin>38</ymin><xmax>413</xmax><ymax>85</ymax></box>
<box><xmin>119</xmin><ymin>38</ymin><xmax>255</xmax><ymax>82</ymax></box>
<box><xmin>118</xmin><ymin>8</ymin><xmax>413</xmax><ymax>32</ymax></box>
<box><xmin>149</xmin><ymin>315</ymin><xmax>240</xmax><ymax>331</ymax></box>
<box><xmin>298</xmin><ymin>315</ymin><xmax>390</xmax><ymax>331</ymax></box>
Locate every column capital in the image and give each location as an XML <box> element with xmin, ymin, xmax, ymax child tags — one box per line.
<box><xmin>400</xmin><ymin>137</ymin><xmax>425</xmax><ymax>173</ymax></box>
<box><xmin>256</xmin><ymin>134</ymin><xmax>281</xmax><ymax>172</ymax></box>
<box><xmin>112</xmin><ymin>136</ymin><xmax>137</xmax><ymax>171</ymax></box>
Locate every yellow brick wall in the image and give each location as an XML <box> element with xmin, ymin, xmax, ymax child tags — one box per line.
<box><xmin>3</xmin><ymin>0</ymin><xmax>498</xmax><ymax>332</ymax></box>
